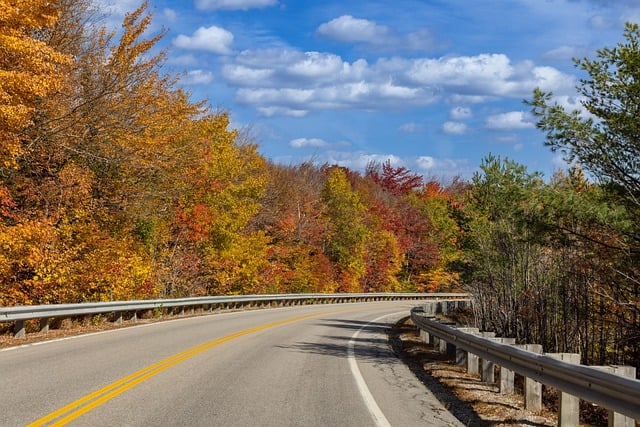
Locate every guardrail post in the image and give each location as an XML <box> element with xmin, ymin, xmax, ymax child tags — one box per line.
<box><xmin>419</xmin><ymin>329</ymin><xmax>429</xmax><ymax>344</ymax></box>
<box><xmin>467</xmin><ymin>351</ymin><xmax>480</xmax><ymax>376</ymax></box>
<box><xmin>496</xmin><ymin>338</ymin><xmax>516</xmax><ymax>393</ymax></box>
<box><xmin>114</xmin><ymin>312</ymin><xmax>123</xmax><ymax>324</ymax></box>
<box><xmin>14</xmin><ymin>320</ymin><xmax>26</xmax><ymax>338</ymax></box>
<box><xmin>440</xmin><ymin>324</ymin><xmax>457</xmax><ymax>357</ymax></box>
<box><xmin>481</xmin><ymin>357</ymin><xmax>495</xmax><ymax>384</ymax></box>
<box><xmin>423</xmin><ymin>303</ymin><xmax>435</xmax><ymax>315</ymax></box>
<box><xmin>39</xmin><ymin>317</ymin><xmax>50</xmax><ymax>333</ymax></box>
<box><xmin>516</xmin><ymin>344</ymin><xmax>543</xmax><ymax>411</ymax></box>
<box><xmin>455</xmin><ymin>327</ymin><xmax>480</xmax><ymax>366</ymax></box>
<box><xmin>606</xmin><ymin>366</ymin><xmax>636</xmax><ymax>427</ymax></box>
<box><xmin>547</xmin><ymin>353</ymin><xmax>580</xmax><ymax>427</ymax></box>
<box><xmin>480</xmin><ymin>332</ymin><xmax>496</xmax><ymax>383</ymax></box>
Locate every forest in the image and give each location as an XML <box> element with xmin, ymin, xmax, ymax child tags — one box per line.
<box><xmin>1</xmin><ymin>1</ymin><xmax>638</xmax><ymax>369</ymax></box>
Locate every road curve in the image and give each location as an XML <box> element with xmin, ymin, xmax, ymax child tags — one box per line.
<box><xmin>0</xmin><ymin>302</ymin><xmax>463</xmax><ymax>426</ymax></box>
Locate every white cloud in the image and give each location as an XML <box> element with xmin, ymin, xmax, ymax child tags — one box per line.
<box><xmin>195</xmin><ymin>0</ymin><xmax>277</xmax><ymax>11</ymax></box>
<box><xmin>238</xmin><ymin>87</ymin><xmax>314</xmax><ymax>105</ymax></box>
<box><xmin>162</xmin><ymin>8</ymin><xmax>177</xmax><ymax>22</ymax></box>
<box><xmin>317</xmin><ymin>15</ymin><xmax>441</xmax><ymax>52</ymax></box>
<box><xmin>413</xmin><ymin>156</ymin><xmax>473</xmax><ymax>178</ymax></box>
<box><xmin>324</xmin><ymin>152</ymin><xmax>402</xmax><ymax>170</ymax></box>
<box><xmin>256</xmin><ymin>106</ymin><xmax>308</xmax><ymax>117</ymax></box>
<box><xmin>406</xmin><ymin>54</ymin><xmax>574</xmax><ymax>98</ymax></box>
<box><xmin>442</xmin><ymin>121</ymin><xmax>468</xmax><ymax>135</ymax></box>
<box><xmin>222</xmin><ymin>65</ymin><xmax>274</xmax><ymax>85</ymax></box>
<box><xmin>450</xmin><ymin>106</ymin><xmax>472</xmax><ymax>120</ymax></box>
<box><xmin>218</xmin><ymin>47</ymin><xmax>573</xmax><ymax>116</ymax></box>
<box><xmin>407</xmin><ymin>54</ymin><xmax>513</xmax><ymax>91</ymax></box>
<box><xmin>288</xmin><ymin>52</ymin><xmax>344</xmax><ymax>78</ymax></box>
<box><xmin>416</xmin><ymin>156</ymin><xmax>436</xmax><ymax>170</ymax></box>
<box><xmin>173</xmin><ymin>26</ymin><xmax>234</xmax><ymax>54</ymax></box>
<box><xmin>317</xmin><ymin>15</ymin><xmax>389</xmax><ymax>42</ymax></box>
<box><xmin>542</xmin><ymin>45</ymin><xmax>585</xmax><ymax>60</ymax></box>
<box><xmin>289</xmin><ymin>138</ymin><xmax>329</xmax><ymax>148</ymax></box>
<box><xmin>399</xmin><ymin>122</ymin><xmax>423</xmax><ymax>133</ymax></box>
<box><xmin>485</xmin><ymin>111</ymin><xmax>535</xmax><ymax>130</ymax></box>
<box><xmin>180</xmin><ymin>70</ymin><xmax>214</xmax><ymax>85</ymax></box>
<box><xmin>168</xmin><ymin>54</ymin><xmax>200</xmax><ymax>67</ymax></box>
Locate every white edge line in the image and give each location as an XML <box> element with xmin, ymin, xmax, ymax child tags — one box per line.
<box><xmin>348</xmin><ymin>311</ymin><xmax>405</xmax><ymax>427</ymax></box>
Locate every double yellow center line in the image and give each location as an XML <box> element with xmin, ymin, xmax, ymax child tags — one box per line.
<box><xmin>29</xmin><ymin>309</ymin><xmax>344</xmax><ymax>426</ymax></box>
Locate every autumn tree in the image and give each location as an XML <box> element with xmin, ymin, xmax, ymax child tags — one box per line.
<box><xmin>171</xmin><ymin>116</ymin><xmax>268</xmax><ymax>295</ymax></box>
<box><xmin>252</xmin><ymin>162</ymin><xmax>331</xmax><ymax>293</ymax></box>
<box><xmin>416</xmin><ymin>179</ymin><xmax>465</xmax><ymax>290</ymax></box>
<box><xmin>365</xmin><ymin>161</ymin><xmax>439</xmax><ymax>289</ymax></box>
<box><xmin>0</xmin><ymin>1</ymin><xmax>207</xmax><ymax>304</ymax></box>
<box><xmin>322</xmin><ymin>167</ymin><xmax>368</xmax><ymax>292</ymax></box>
<box><xmin>0</xmin><ymin>0</ymin><xmax>72</xmax><ymax>168</ymax></box>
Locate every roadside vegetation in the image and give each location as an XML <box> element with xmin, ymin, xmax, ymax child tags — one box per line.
<box><xmin>1</xmin><ymin>1</ymin><xmax>638</xmax><ymax>369</ymax></box>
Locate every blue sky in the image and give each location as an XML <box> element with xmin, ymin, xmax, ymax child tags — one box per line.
<box><xmin>98</xmin><ymin>0</ymin><xmax>640</xmax><ymax>180</ymax></box>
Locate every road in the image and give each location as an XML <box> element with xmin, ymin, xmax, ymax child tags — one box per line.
<box><xmin>0</xmin><ymin>302</ymin><xmax>463</xmax><ymax>426</ymax></box>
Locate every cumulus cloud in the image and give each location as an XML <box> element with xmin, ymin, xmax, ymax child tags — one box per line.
<box><xmin>485</xmin><ymin>111</ymin><xmax>535</xmax><ymax>130</ymax></box>
<box><xmin>173</xmin><ymin>26</ymin><xmax>234</xmax><ymax>54</ymax></box>
<box><xmin>442</xmin><ymin>121</ymin><xmax>468</xmax><ymax>135</ymax></box>
<box><xmin>406</xmin><ymin>54</ymin><xmax>574</xmax><ymax>98</ymax></box>
<box><xmin>450</xmin><ymin>106</ymin><xmax>472</xmax><ymax>120</ymax></box>
<box><xmin>217</xmin><ymin>46</ymin><xmax>574</xmax><ymax>117</ymax></box>
<box><xmin>317</xmin><ymin>15</ymin><xmax>439</xmax><ymax>52</ymax></box>
<box><xmin>416</xmin><ymin>156</ymin><xmax>436</xmax><ymax>170</ymax></box>
<box><xmin>221</xmin><ymin>65</ymin><xmax>274</xmax><ymax>85</ymax></box>
<box><xmin>231</xmin><ymin>53</ymin><xmax>437</xmax><ymax>111</ymax></box>
<box><xmin>195</xmin><ymin>0</ymin><xmax>277</xmax><ymax>11</ymax></box>
<box><xmin>180</xmin><ymin>70</ymin><xmax>214</xmax><ymax>85</ymax></box>
<box><xmin>289</xmin><ymin>138</ymin><xmax>329</xmax><ymax>148</ymax></box>
<box><xmin>317</xmin><ymin>15</ymin><xmax>389</xmax><ymax>42</ymax></box>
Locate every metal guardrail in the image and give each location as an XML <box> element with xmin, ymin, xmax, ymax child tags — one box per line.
<box><xmin>0</xmin><ymin>293</ymin><xmax>469</xmax><ymax>336</ymax></box>
<box><xmin>411</xmin><ymin>309</ymin><xmax>640</xmax><ymax>421</ymax></box>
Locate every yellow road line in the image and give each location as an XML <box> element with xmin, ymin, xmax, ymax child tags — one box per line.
<box><xmin>28</xmin><ymin>309</ymin><xmax>349</xmax><ymax>426</ymax></box>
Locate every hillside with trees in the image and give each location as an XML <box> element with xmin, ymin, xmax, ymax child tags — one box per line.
<box><xmin>0</xmin><ymin>1</ymin><xmax>638</xmax><ymax>369</ymax></box>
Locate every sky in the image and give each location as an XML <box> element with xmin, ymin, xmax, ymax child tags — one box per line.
<box><xmin>98</xmin><ymin>0</ymin><xmax>640</xmax><ymax>180</ymax></box>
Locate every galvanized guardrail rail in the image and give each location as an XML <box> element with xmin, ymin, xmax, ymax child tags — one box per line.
<box><xmin>0</xmin><ymin>292</ymin><xmax>468</xmax><ymax>338</ymax></box>
<box><xmin>411</xmin><ymin>305</ymin><xmax>640</xmax><ymax>425</ymax></box>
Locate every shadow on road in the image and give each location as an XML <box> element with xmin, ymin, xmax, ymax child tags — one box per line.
<box><xmin>274</xmin><ymin>318</ymin><xmax>399</xmax><ymax>364</ymax></box>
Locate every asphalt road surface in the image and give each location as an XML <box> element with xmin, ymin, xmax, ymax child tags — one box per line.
<box><xmin>0</xmin><ymin>302</ymin><xmax>463</xmax><ymax>426</ymax></box>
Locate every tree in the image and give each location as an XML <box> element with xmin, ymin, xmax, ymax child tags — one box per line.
<box><xmin>527</xmin><ymin>23</ymin><xmax>640</xmax><ymax>366</ymax></box>
<box><xmin>461</xmin><ymin>155</ymin><xmax>547</xmax><ymax>339</ymax></box>
<box><xmin>0</xmin><ymin>0</ymin><xmax>72</xmax><ymax>167</ymax></box>
<box><xmin>322</xmin><ymin>167</ymin><xmax>368</xmax><ymax>292</ymax></box>
<box><xmin>527</xmin><ymin>22</ymin><xmax>640</xmax><ymax>213</ymax></box>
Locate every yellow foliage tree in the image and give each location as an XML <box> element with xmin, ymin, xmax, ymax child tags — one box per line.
<box><xmin>0</xmin><ymin>0</ymin><xmax>71</xmax><ymax>167</ymax></box>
